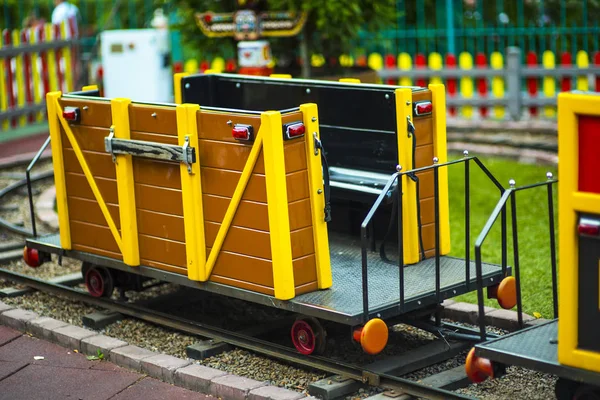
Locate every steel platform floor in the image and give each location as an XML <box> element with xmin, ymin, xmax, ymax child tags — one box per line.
<box><xmin>28</xmin><ymin>233</ymin><xmax>504</xmax><ymax>325</ymax></box>
<box><xmin>475</xmin><ymin>320</ymin><xmax>600</xmax><ymax>386</ymax></box>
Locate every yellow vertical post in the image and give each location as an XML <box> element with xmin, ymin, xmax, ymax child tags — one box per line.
<box><xmin>60</xmin><ymin>21</ymin><xmax>73</xmax><ymax>93</ymax></box>
<box><xmin>339</xmin><ymin>54</ymin><xmax>354</xmax><ymax>67</ymax></box>
<box><xmin>30</xmin><ymin>27</ymin><xmax>43</xmax><ymax>122</ymax></box>
<box><xmin>184</xmin><ymin>59</ymin><xmax>199</xmax><ymax>73</ymax></box>
<box><xmin>428</xmin><ymin>52</ymin><xmax>443</xmax><ymax>86</ymax></box>
<box><xmin>576</xmin><ymin>50</ymin><xmax>589</xmax><ymax>91</ymax></box>
<box><xmin>398</xmin><ymin>53</ymin><xmax>412</xmax><ymax>86</ymax></box>
<box><xmin>459</xmin><ymin>52</ymin><xmax>474</xmax><ymax>119</ymax></box>
<box><xmin>368</xmin><ymin>53</ymin><xmax>383</xmax><ymax>84</ymax></box>
<box><xmin>262</xmin><ymin>110</ymin><xmax>295</xmax><ymax>299</ymax></box>
<box><xmin>12</xmin><ymin>30</ymin><xmax>26</xmax><ymax>127</ymax></box>
<box><xmin>429</xmin><ymin>84</ymin><xmax>451</xmax><ymax>255</ymax></box>
<box><xmin>395</xmin><ymin>88</ymin><xmax>420</xmax><ymax>264</ymax></box>
<box><xmin>300</xmin><ymin>103</ymin><xmax>332</xmax><ymax>289</ymax></box>
<box><xmin>177</xmin><ymin>104</ymin><xmax>206</xmax><ymax>281</ymax></box>
<box><xmin>211</xmin><ymin>57</ymin><xmax>225</xmax><ymax>72</ymax></box>
<box><xmin>110</xmin><ymin>98</ymin><xmax>140</xmax><ymax>266</ymax></box>
<box><xmin>0</xmin><ymin>32</ymin><xmax>8</xmax><ymax>130</ymax></box>
<box><xmin>45</xmin><ymin>24</ymin><xmax>58</xmax><ymax>92</ymax></box>
<box><xmin>490</xmin><ymin>52</ymin><xmax>505</xmax><ymax>119</ymax></box>
<box><xmin>173</xmin><ymin>72</ymin><xmax>190</xmax><ymax>104</ymax></box>
<box><xmin>46</xmin><ymin>91</ymin><xmax>71</xmax><ymax>249</ymax></box>
<box><xmin>542</xmin><ymin>51</ymin><xmax>556</xmax><ymax>118</ymax></box>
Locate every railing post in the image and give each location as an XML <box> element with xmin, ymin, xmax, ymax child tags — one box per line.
<box><xmin>506</xmin><ymin>47</ymin><xmax>522</xmax><ymax>121</ymax></box>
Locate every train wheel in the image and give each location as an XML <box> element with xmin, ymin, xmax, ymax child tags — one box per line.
<box><xmin>291</xmin><ymin>317</ymin><xmax>326</xmax><ymax>355</ymax></box>
<box><xmin>84</xmin><ymin>266</ymin><xmax>114</xmax><ymax>298</ymax></box>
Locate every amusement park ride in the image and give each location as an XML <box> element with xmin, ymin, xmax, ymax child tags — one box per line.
<box><xmin>14</xmin><ymin>1</ymin><xmax>600</xmax><ymax>397</ymax></box>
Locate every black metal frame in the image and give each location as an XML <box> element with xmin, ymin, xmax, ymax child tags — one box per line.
<box><xmin>360</xmin><ymin>155</ymin><xmax>506</xmax><ymax>325</ymax></box>
<box><xmin>474</xmin><ymin>177</ymin><xmax>558</xmax><ymax>340</ymax></box>
<box><xmin>26</xmin><ymin>136</ymin><xmax>52</xmax><ymax>238</ymax></box>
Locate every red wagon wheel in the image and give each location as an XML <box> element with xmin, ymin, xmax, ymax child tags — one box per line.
<box><xmin>84</xmin><ymin>266</ymin><xmax>114</xmax><ymax>298</ymax></box>
<box><xmin>291</xmin><ymin>317</ymin><xmax>326</xmax><ymax>355</ymax></box>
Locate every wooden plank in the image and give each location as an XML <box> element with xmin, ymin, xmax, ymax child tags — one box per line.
<box><xmin>211</xmin><ymin>250</ymin><xmax>274</xmax><ymax>288</ymax></box>
<box><xmin>67</xmin><ymin>196</ymin><xmax>120</xmax><ymax>229</ymax></box>
<box><xmin>133</xmin><ymin>158</ymin><xmax>181</xmax><ymax>190</ymax></box>
<box><xmin>129</xmin><ymin>103</ymin><xmax>178</xmax><ymax>136</ymax></box>
<box><xmin>137</xmin><ymin>209</ymin><xmax>185</xmax><ymax>242</ymax></box>
<box><xmin>135</xmin><ymin>184</ymin><xmax>183</xmax><ymax>215</ymax></box>
<box><xmin>138</xmin><ymin>234</ymin><xmax>187</xmax><ymax>268</ymax></box>
<box><xmin>61</xmin><ymin>126</ymin><xmax>111</xmax><ymax>152</ymax></box>
<box><xmin>63</xmin><ymin>148</ymin><xmax>116</xmax><ymax>179</ymax></box>
<box><xmin>292</xmin><ymin>253</ymin><xmax>318</xmax><ymax>286</ymax></box>
<box><xmin>59</xmin><ymin>98</ymin><xmax>112</xmax><ymax>128</ymax></box>
<box><xmin>108</xmin><ymin>137</ymin><xmax>195</xmax><ymax>164</ymax></box>
<box><xmin>140</xmin><ymin>258</ymin><xmax>187</xmax><ymax>275</ymax></box>
<box><xmin>415</xmin><ymin>144</ymin><xmax>434</xmax><ymax>168</ymax></box>
<box><xmin>131</xmin><ymin>130</ymin><xmax>178</xmax><ymax>145</ymax></box>
<box><xmin>70</xmin><ymin>220</ymin><xmax>120</xmax><ymax>254</ymax></box>
<box><xmin>73</xmin><ymin>243</ymin><xmax>123</xmax><ymax>261</ymax></box>
<box><xmin>65</xmin><ymin>172</ymin><xmax>118</xmax><ymax>204</ymax></box>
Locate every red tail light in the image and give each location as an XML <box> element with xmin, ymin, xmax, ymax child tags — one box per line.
<box><xmin>63</xmin><ymin>106</ymin><xmax>80</xmax><ymax>122</ymax></box>
<box><xmin>414</xmin><ymin>101</ymin><xmax>433</xmax><ymax>116</ymax></box>
<box><xmin>23</xmin><ymin>246</ymin><xmax>42</xmax><ymax>268</ymax></box>
<box><xmin>578</xmin><ymin>221</ymin><xmax>600</xmax><ymax>236</ymax></box>
<box><xmin>232</xmin><ymin>124</ymin><xmax>254</xmax><ymax>141</ymax></box>
<box><xmin>284</xmin><ymin>122</ymin><xmax>305</xmax><ymax>139</ymax></box>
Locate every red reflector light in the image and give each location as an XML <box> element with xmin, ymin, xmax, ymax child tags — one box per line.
<box><xmin>232</xmin><ymin>124</ymin><xmax>253</xmax><ymax>141</ymax></box>
<box><xmin>578</xmin><ymin>222</ymin><xmax>600</xmax><ymax>236</ymax></box>
<box><xmin>284</xmin><ymin>122</ymin><xmax>305</xmax><ymax>139</ymax></box>
<box><xmin>23</xmin><ymin>246</ymin><xmax>42</xmax><ymax>268</ymax></box>
<box><xmin>414</xmin><ymin>101</ymin><xmax>433</xmax><ymax>116</ymax></box>
<box><xmin>63</xmin><ymin>106</ymin><xmax>80</xmax><ymax>122</ymax></box>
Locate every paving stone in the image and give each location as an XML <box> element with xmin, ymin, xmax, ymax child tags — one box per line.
<box><xmin>175</xmin><ymin>363</ymin><xmax>229</xmax><ymax>393</ymax></box>
<box><xmin>0</xmin><ymin>364</ymin><xmax>141</xmax><ymax>400</ymax></box>
<box><xmin>210</xmin><ymin>374</ymin><xmax>268</xmax><ymax>400</ymax></box>
<box><xmin>308</xmin><ymin>376</ymin><xmax>360</xmax><ymax>400</ymax></box>
<box><xmin>0</xmin><ymin>326</ymin><xmax>21</xmax><ymax>346</ymax></box>
<box><xmin>81</xmin><ymin>334</ymin><xmax>128</xmax><ymax>358</ymax></box>
<box><xmin>111</xmin><ymin>376</ymin><xmax>210</xmax><ymax>400</ymax></box>
<box><xmin>110</xmin><ymin>345</ymin><xmax>157</xmax><ymax>372</ymax></box>
<box><xmin>485</xmin><ymin>308</ymin><xmax>535</xmax><ymax>331</ymax></box>
<box><xmin>0</xmin><ymin>301</ymin><xmax>14</xmax><ymax>312</ymax></box>
<box><xmin>0</xmin><ymin>360</ymin><xmax>28</xmax><ymax>381</ymax></box>
<box><xmin>441</xmin><ymin>302</ymin><xmax>495</xmax><ymax>325</ymax></box>
<box><xmin>27</xmin><ymin>317</ymin><xmax>69</xmax><ymax>341</ymax></box>
<box><xmin>249</xmin><ymin>385</ymin><xmax>306</xmax><ymax>400</ymax></box>
<box><xmin>0</xmin><ymin>335</ymin><xmax>92</xmax><ymax>369</ymax></box>
<box><xmin>140</xmin><ymin>353</ymin><xmax>191</xmax><ymax>384</ymax></box>
<box><xmin>51</xmin><ymin>324</ymin><xmax>97</xmax><ymax>351</ymax></box>
<box><xmin>0</xmin><ymin>309</ymin><xmax>39</xmax><ymax>331</ymax></box>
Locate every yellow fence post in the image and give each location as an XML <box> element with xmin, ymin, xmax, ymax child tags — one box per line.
<box><xmin>12</xmin><ymin>30</ymin><xmax>26</xmax><ymax>127</ymax></box>
<box><xmin>428</xmin><ymin>52</ymin><xmax>443</xmax><ymax>86</ymax></box>
<box><xmin>30</xmin><ymin>27</ymin><xmax>43</xmax><ymax>122</ymax></box>
<box><xmin>111</xmin><ymin>98</ymin><xmax>139</xmax><ymax>266</ymax></box>
<box><xmin>300</xmin><ymin>103</ymin><xmax>332</xmax><ymax>289</ymax></box>
<box><xmin>46</xmin><ymin>91</ymin><xmax>71</xmax><ymax>249</ymax></box>
<box><xmin>542</xmin><ymin>50</ymin><xmax>556</xmax><ymax>118</ymax></box>
<box><xmin>395</xmin><ymin>88</ymin><xmax>420</xmax><ymax>264</ymax></box>
<box><xmin>45</xmin><ymin>24</ymin><xmax>58</xmax><ymax>92</ymax></box>
<box><xmin>60</xmin><ymin>21</ymin><xmax>73</xmax><ymax>93</ymax></box>
<box><xmin>490</xmin><ymin>52</ymin><xmax>505</xmax><ymax>119</ymax></box>
<box><xmin>0</xmin><ymin>34</ymin><xmax>8</xmax><ymax>130</ymax></box>
<box><xmin>576</xmin><ymin>50</ymin><xmax>589</xmax><ymax>91</ymax></box>
<box><xmin>459</xmin><ymin>52</ymin><xmax>474</xmax><ymax>119</ymax></box>
<box><xmin>173</xmin><ymin>72</ymin><xmax>190</xmax><ymax>104</ymax></box>
<box><xmin>177</xmin><ymin>104</ymin><xmax>206</xmax><ymax>281</ymax></box>
<box><xmin>398</xmin><ymin>53</ymin><xmax>412</xmax><ymax>86</ymax></box>
<box><xmin>429</xmin><ymin>84</ymin><xmax>451</xmax><ymax>255</ymax></box>
<box><xmin>262</xmin><ymin>110</ymin><xmax>295</xmax><ymax>299</ymax></box>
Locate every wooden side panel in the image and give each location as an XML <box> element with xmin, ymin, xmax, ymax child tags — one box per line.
<box><xmin>412</xmin><ymin>90</ymin><xmax>437</xmax><ymax>260</ymax></box>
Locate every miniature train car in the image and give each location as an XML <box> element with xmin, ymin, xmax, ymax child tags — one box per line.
<box><xmin>466</xmin><ymin>92</ymin><xmax>600</xmax><ymax>399</ymax></box>
<box><xmin>25</xmin><ymin>74</ymin><xmax>509</xmax><ymax>355</ymax></box>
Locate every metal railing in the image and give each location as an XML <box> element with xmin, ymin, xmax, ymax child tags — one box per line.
<box><xmin>473</xmin><ymin>175</ymin><xmax>558</xmax><ymax>340</ymax></box>
<box><xmin>377</xmin><ymin>47</ymin><xmax>600</xmax><ymax>120</ymax></box>
<box><xmin>359</xmin><ymin>154</ymin><xmax>506</xmax><ymax>324</ymax></box>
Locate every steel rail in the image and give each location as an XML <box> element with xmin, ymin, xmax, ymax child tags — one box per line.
<box><xmin>0</xmin><ymin>267</ymin><xmax>473</xmax><ymax>400</ymax></box>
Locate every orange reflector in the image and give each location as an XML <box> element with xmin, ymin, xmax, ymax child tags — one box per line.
<box><xmin>23</xmin><ymin>246</ymin><xmax>42</xmax><ymax>268</ymax></box>
<box><xmin>497</xmin><ymin>276</ymin><xmax>517</xmax><ymax>309</ymax></box>
<box><xmin>353</xmin><ymin>318</ymin><xmax>388</xmax><ymax>355</ymax></box>
<box><xmin>465</xmin><ymin>348</ymin><xmax>494</xmax><ymax>383</ymax></box>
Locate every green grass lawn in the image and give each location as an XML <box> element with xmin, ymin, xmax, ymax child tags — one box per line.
<box><xmin>444</xmin><ymin>155</ymin><xmax>558</xmax><ymax>318</ymax></box>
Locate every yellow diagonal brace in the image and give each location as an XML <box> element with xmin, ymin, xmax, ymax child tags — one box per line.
<box><xmin>262</xmin><ymin>111</ymin><xmax>295</xmax><ymax>300</ymax></box>
<box><xmin>47</xmin><ymin>92</ymin><xmax>71</xmax><ymax>249</ymax></box>
<box><xmin>56</xmin><ymin>99</ymin><xmax>123</xmax><ymax>252</ymax></box>
<box><xmin>395</xmin><ymin>88</ymin><xmax>420</xmax><ymax>264</ymax></box>
<box><xmin>177</xmin><ymin>104</ymin><xmax>206</xmax><ymax>281</ymax></box>
<box><xmin>204</xmin><ymin>131</ymin><xmax>263</xmax><ymax>280</ymax></box>
<box><xmin>111</xmin><ymin>98</ymin><xmax>139</xmax><ymax>266</ymax></box>
<box><xmin>300</xmin><ymin>103</ymin><xmax>332</xmax><ymax>289</ymax></box>
<box><xmin>429</xmin><ymin>84</ymin><xmax>451</xmax><ymax>255</ymax></box>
